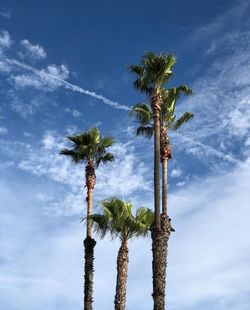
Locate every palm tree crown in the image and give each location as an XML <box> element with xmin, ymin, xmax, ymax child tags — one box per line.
<box><xmin>60</xmin><ymin>127</ymin><xmax>115</xmax><ymax>167</ymax></box>
<box><xmin>128</xmin><ymin>52</ymin><xmax>176</xmax><ymax>95</ymax></box>
<box><xmin>90</xmin><ymin>197</ymin><xmax>154</xmax><ymax>241</ymax></box>
<box><xmin>130</xmin><ymin>85</ymin><xmax>194</xmax><ymax>138</ymax></box>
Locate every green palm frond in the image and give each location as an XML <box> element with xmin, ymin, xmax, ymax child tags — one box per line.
<box><xmin>136</xmin><ymin>126</ymin><xmax>154</xmax><ymax>138</ymax></box>
<box><xmin>101</xmin><ymin>136</ymin><xmax>116</xmax><ymax>148</ymax></box>
<box><xmin>130</xmin><ymin>103</ymin><xmax>152</xmax><ymax>125</ymax></box>
<box><xmin>60</xmin><ymin>127</ymin><xmax>115</xmax><ymax>167</ymax></box>
<box><xmin>59</xmin><ymin>148</ymin><xmax>80</xmax><ymax>164</ymax></box>
<box><xmin>128</xmin><ymin>52</ymin><xmax>176</xmax><ymax>94</ymax></box>
<box><xmin>127</xmin><ymin>64</ymin><xmax>144</xmax><ymax>76</ymax></box>
<box><xmin>96</xmin><ymin>152</ymin><xmax>114</xmax><ymax>167</ymax></box>
<box><xmin>172</xmin><ymin>112</ymin><xmax>194</xmax><ymax>130</ymax></box>
<box><xmin>90</xmin><ymin>198</ymin><xmax>152</xmax><ymax>241</ymax></box>
<box><xmin>142</xmin><ymin>52</ymin><xmax>176</xmax><ymax>89</ymax></box>
<box><xmin>89</xmin><ymin>214</ymin><xmax>110</xmax><ymax>239</ymax></box>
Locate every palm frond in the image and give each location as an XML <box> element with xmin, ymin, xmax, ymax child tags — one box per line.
<box><xmin>59</xmin><ymin>148</ymin><xmax>81</xmax><ymax>164</ymax></box>
<box><xmin>172</xmin><ymin>112</ymin><xmax>194</xmax><ymax>130</ymax></box>
<box><xmin>60</xmin><ymin>127</ymin><xmax>115</xmax><ymax>167</ymax></box>
<box><xmin>96</xmin><ymin>152</ymin><xmax>114</xmax><ymax>167</ymax></box>
<box><xmin>136</xmin><ymin>126</ymin><xmax>154</xmax><ymax>139</ymax></box>
<box><xmin>129</xmin><ymin>102</ymin><xmax>152</xmax><ymax>125</ymax></box>
<box><xmin>91</xmin><ymin>198</ymin><xmax>152</xmax><ymax>241</ymax></box>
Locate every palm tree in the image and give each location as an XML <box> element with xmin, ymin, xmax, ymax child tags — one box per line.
<box><xmin>90</xmin><ymin>197</ymin><xmax>154</xmax><ymax>310</ymax></box>
<box><xmin>128</xmin><ymin>52</ymin><xmax>190</xmax><ymax>309</ymax></box>
<box><xmin>60</xmin><ymin>128</ymin><xmax>115</xmax><ymax>310</ymax></box>
<box><xmin>130</xmin><ymin>85</ymin><xmax>194</xmax><ymax>215</ymax></box>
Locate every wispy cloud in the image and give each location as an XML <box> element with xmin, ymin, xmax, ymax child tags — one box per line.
<box><xmin>12</xmin><ymin>130</ymin><xmax>151</xmax><ymax>215</ymax></box>
<box><xmin>0</xmin><ymin>29</ymin><xmax>130</xmax><ymax>111</ymax></box>
<box><xmin>0</xmin><ymin>126</ymin><xmax>8</xmax><ymax>135</ymax></box>
<box><xmin>7</xmin><ymin>58</ymin><xmax>130</xmax><ymax>110</ymax></box>
<box><xmin>10</xmin><ymin>63</ymin><xmax>70</xmax><ymax>91</ymax></box>
<box><xmin>20</xmin><ymin>39</ymin><xmax>47</xmax><ymax>60</ymax></box>
<box><xmin>0</xmin><ymin>7</ymin><xmax>11</xmax><ymax>19</ymax></box>
<box><xmin>64</xmin><ymin>108</ymin><xmax>82</xmax><ymax>117</ymax></box>
<box><xmin>0</xmin><ymin>30</ymin><xmax>12</xmax><ymax>49</ymax></box>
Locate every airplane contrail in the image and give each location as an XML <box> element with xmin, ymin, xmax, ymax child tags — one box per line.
<box><xmin>4</xmin><ymin>58</ymin><xmax>131</xmax><ymax>111</ymax></box>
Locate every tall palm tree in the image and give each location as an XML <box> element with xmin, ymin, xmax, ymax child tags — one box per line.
<box><xmin>60</xmin><ymin>128</ymin><xmax>115</xmax><ymax>310</ymax></box>
<box><xmin>130</xmin><ymin>85</ymin><xmax>194</xmax><ymax>215</ymax></box>
<box><xmin>128</xmin><ymin>52</ymin><xmax>189</xmax><ymax>309</ymax></box>
<box><xmin>90</xmin><ymin>197</ymin><xmax>154</xmax><ymax>310</ymax></box>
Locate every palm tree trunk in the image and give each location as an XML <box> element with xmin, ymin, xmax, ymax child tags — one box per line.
<box><xmin>151</xmin><ymin>89</ymin><xmax>162</xmax><ymax>228</ymax></box>
<box><xmin>114</xmin><ymin>240</ymin><xmax>129</xmax><ymax>310</ymax></box>
<box><xmin>162</xmin><ymin>159</ymin><xmax>168</xmax><ymax>215</ymax></box>
<box><xmin>151</xmin><ymin>89</ymin><xmax>166</xmax><ymax>310</ymax></box>
<box><xmin>160</xmin><ymin>126</ymin><xmax>171</xmax><ymax>215</ymax></box>
<box><xmin>84</xmin><ymin>160</ymin><xmax>96</xmax><ymax>310</ymax></box>
<box><xmin>152</xmin><ymin>216</ymin><xmax>171</xmax><ymax>310</ymax></box>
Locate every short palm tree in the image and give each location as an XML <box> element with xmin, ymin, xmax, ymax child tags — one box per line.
<box><xmin>90</xmin><ymin>198</ymin><xmax>154</xmax><ymax>310</ymax></box>
<box><xmin>128</xmin><ymin>52</ymin><xmax>189</xmax><ymax>309</ymax></box>
<box><xmin>60</xmin><ymin>127</ymin><xmax>115</xmax><ymax>310</ymax></box>
<box><xmin>130</xmin><ymin>85</ymin><xmax>194</xmax><ymax>215</ymax></box>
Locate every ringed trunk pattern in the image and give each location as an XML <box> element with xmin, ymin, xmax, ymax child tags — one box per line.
<box><xmin>114</xmin><ymin>240</ymin><xmax>129</xmax><ymax>310</ymax></box>
<box><xmin>160</xmin><ymin>127</ymin><xmax>172</xmax><ymax>215</ymax></box>
<box><xmin>151</xmin><ymin>215</ymin><xmax>173</xmax><ymax>310</ymax></box>
<box><xmin>151</xmin><ymin>89</ymin><xmax>162</xmax><ymax>229</ymax></box>
<box><xmin>151</xmin><ymin>89</ymin><xmax>165</xmax><ymax>310</ymax></box>
<box><xmin>84</xmin><ymin>160</ymin><xmax>96</xmax><ymax>310</ymax></box>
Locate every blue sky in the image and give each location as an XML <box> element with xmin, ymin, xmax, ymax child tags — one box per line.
<box><xmin>0</xmin><ymin>0</ymin><xmax>250</xmax><ymax>309</ymax></box>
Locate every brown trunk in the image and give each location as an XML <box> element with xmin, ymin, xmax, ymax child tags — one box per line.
<box><xmin>161</xmin><ymin>159</ymin><xmax>168</xmax><ymax>215</ymax></box>
<box><xmin>151</xmin><ymin>89</ymin><xmax>162</xmax><ymax>229</ymax></box>
<box><xmin>84</xmin><ymin>236</ymin><xmax>96</xmax><ymax>310</ymax></box>
<box><xmin>151</xmin><ymin>89</ymin><xmax>164</xmax><ymax>310</ymax></box>
<box><xmin>114</xmin><ymin>240</ymin><xmax>129</xmax><ymax>310</ymax></box>
<box><xmin>160</xmin><ymin>126</ymin><xmax>171</xmax><ymax>214</ymax></box>
<box><xmin>152</xmin><ymin>215</ymin><xmax>173</xmax><ymax>310</ymax></box>
<box><xmin>85</xmin><ymin>161</ymin><xmax>96</xmax><ymax>238</ymax></box>
<box><xmin>84</xmin><ymin>160</ymin><xmax>96</xmax><ymax>310</ymax></box>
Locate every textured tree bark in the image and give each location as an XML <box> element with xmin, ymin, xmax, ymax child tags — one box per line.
<box><xmin>151</xmin><ymin>89</ymin><xmax>162</xmax><ymax>229</ymax></box>
<box><xmin>84</xmin><ymin>237</ymin><xmax>96</xmax><ymax>310</ymax></box>
<box><xmin>160</xmin><ymin>127</ymin><xmax>171</xmax><ymax>215</ymax></box>
<box><xmin>162</xmin><ymin>159</ymin><xmax>168</xmax><ymax>215</ymax></box>
<box><xmin>85</xmin><ymin>161</ymin><xmax>96</xmax><ymax>238</ymax></box>
<box><xmin>152</xmin><ymin>215</ymin><xmax>172</xmax><ymax>310</ymax></box>
<box><xmin>84</xmin><ymin>160</ymin><xmax>96</xmax><ymax>310</ymax></box>
<box><xmin>114</xmin><ymin>240</ymin><xmax>129</xmax><ymax>310</ymax></box>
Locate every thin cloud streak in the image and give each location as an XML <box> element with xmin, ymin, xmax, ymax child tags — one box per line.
<box><xmin>4</xmin><ymin>57</ymin><xmax>131</xmax><ymax>111</ymax></box>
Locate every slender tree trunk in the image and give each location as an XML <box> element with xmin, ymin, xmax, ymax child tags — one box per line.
<box><xmin>114</xmin><ymin>240</ymin><xmax>129</xmax><ymax>310</ymax></box>
<box><xmin>84</xmin><ymin>160</ymin><xmax>96</xmax><ymax>310</ymax></box>
<box><xmin>151</xmin><ymin>89</ymin><xmax>162</xmax><ymax>229</ymax></box>
<box><xmin>151</xmin><ymin>215</ymin><xmax>172</xmax><ymax>310</ymax></box>
<box><xmin>151</xmin><ymin>89</ymin><xmax>165</xmax><ymax>310</ymax></box>
<box><xmin>160</xmin><ymin>127</ymin><xmax>171</xmax><ymax>215</ymax></box>
<box><xmin>156</xmin><ymin>127</ymin><xmax>173</xmax><ymax>309</ymax></box>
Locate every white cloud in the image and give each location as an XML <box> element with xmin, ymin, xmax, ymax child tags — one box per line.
<box><xmin>0</xmin><ymin>8</ymin><xmax>11</xmax><ymax>19</ymax></box>
<box><xmin>0</xmin><ymin>157</ymin><xmax>249</xmax><ymax>309</ymax></box>
<box><xmin>0</xmin><ymin>160</ymin><xmax>14</xmax><ymax>169</ymax></box>
<box><xmin>14</xmin><ymin>131</ymin><xmax>152</xmax><ymax>216</ymax></box>
<box><xmin>10</xmin><ymin>64</ymin><xmax>70</xmax><ymax>92</ymax></box>
<box><xmin>4</xmin><ymin>57</ymin><xmax>130</xmax><ymax>110</ymax></box>
<box><xmin>65</xmin><ymin>108</ymin><xmax>82</xmax><ymax>117</ymax></box>
<box><xmin>0</xmin><ymin>126</ymin><xmax>8</xmax><ymax>135</ymax></box>
<box><xmin>167</xmin><ymin>158</ymin><xmax>250</xmax><ymax>309</ymax></box>
<box><xmin>20</xmin><ymin>39</ymin><xmax>47</xmax><ymax>60</ymax></box>
<box><xmin>171</xmin><ymin>168</ymin><xmax>182</xmax><ymax>178</ymax></box>
<box><xmin>0</xmin><ymin>30</ymin><xmax>12</xmax><ymax>48</ymax></box>
<box><xmin>0</xmin><ymin>60</ymin><xmax>11</xmax><ymax>73</ymax></box>
<box><xmin>171</xmin><ymin>29</ymin><xmax>250</xmax><ymax>167</ymax></box>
